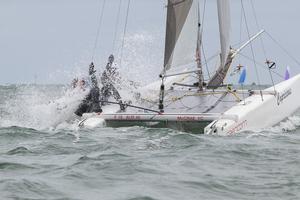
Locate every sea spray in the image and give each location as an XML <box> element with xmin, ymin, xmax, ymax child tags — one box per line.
<box><xmin>0</xmin><ymin>85</ymin><xmax>87</xmax><ymax>130</ymax></box>
<box><xmin>117</xmin><ymin>31</ymin><xmax>163</xmax><ymax>86</ymax></box>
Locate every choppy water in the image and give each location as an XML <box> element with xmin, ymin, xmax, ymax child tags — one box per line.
<box><xmin>1</xmin><ymin>85</ymin><xmax>300</xmax><ymax>200</ymax></box>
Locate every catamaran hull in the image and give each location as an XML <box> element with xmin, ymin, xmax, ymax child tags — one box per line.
<box><xmin>78</xmin><ymin>74</ymin><xmax>300</xmax><ymax>135</ymax></box>
<box><xmin>101</xmin><ymin>113</ymin><xmax>236</xmax><ymax>133</ymax></box>
<box><xmin>77</xmin><ymin>104</ymin><xmax>120</xmax><ymax>129</ymax></box>
<box><xmin>78</xmin><ymin>113</ymin><xmax>105</xmax><ymax>128</ymax></box>
<box><xmin>204</xmin><ymin>74</ymin><xmax>300</xmax><ymax>135</ymax></box>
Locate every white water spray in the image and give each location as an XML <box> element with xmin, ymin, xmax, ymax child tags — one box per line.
<box><xmin>0</xmin><ymin>85</ymin><xmax>87</xmax><ymax>130</ymax></box>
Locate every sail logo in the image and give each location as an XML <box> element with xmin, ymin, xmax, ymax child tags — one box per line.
<box><xmin>276</xmin><ymin>89</ymin><xmax>292</xmax><ymax>105</ymax></box>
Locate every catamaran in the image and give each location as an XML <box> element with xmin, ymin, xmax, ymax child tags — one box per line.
<box><xmin>79</xmin><ymin>0</ymin><xmax>300</xmax><ymax>135</ymax></box>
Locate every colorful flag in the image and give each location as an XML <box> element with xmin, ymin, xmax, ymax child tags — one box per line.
<box><xmin>238</xmin><ymin>68</ymin><xmax>247</xmax><ymax>84</ymax></box>
<box><xmin>285</xmin><ymin>66</ymin><xmax>290</xmax><ymax>80</ymax></box>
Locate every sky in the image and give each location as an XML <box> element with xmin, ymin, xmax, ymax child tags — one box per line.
<box><xmin>0</xmin><ymin>0</ymin><xmax>300</xmax><ymax>85</ymax></box>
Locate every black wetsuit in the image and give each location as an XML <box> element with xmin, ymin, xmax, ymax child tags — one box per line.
<box><xmin>75</xmin><ymin>73</ymin><xmax>102</xmax><ymax>117</ymax></box>
<box><xmin>100</xmin><ymin>62</ymin><xmax>121</xmax><ymax>104</ymax></box>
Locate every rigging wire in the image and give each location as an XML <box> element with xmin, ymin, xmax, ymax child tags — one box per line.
<box><xmin>112</xmin><ymin>0</ymin><xmax>122</xmax><ymax>53</ymax></box>
<box><xmin>250</xmin><ymin>0</ymin><xmax>276</xmax><ymax>92</ymax></box>
<box><xmin>265</xmin><ymin>31</ymin><xmax>300</xmax><ymax>67</ymax></box>
<box><xmin>236</xmin><ymin>2</ymin><xmax>247</xmax><ymax>105</ymax></box>
<box><xmin>237</xmin><ymin>5</ymin><xmax>247</xmax><ymax>107</ymax></box>
<box><xmin>119</xmin><ymin>0</ymin><xmax>131</xmax><ymax>66</ymax></box>
<box><xmin>91</xmin><ymin>0</ymin><xmax>106</xmax><ymax>61</ymax></box>
<box><xmin>250</xmin><ymin>0</ymin><xmax>267</xmax><ymax>59</ymax></box>
<box><xmin>240</xmin><ymin>0</ymin><xmax>264</xmax><ymax>101</ymax></box>
<box><xmin>202</xmin><ymin>45</ymin><xmax>211</xmax><ymax>79</ymax></box>
<box><xmin>200</xmin><ymin>0</ymin><xmax>211</xmax><ymax>79</ymax></box>
<box><xmin>238</xmin><ymin>4</ymin><xmax>243</xmax><ymax>65</ymax></box>
<box><xmin>238</xmin><ymin>52</ymin><xmax>284</xmax><ymax>79</ymax></box>
<box><xmin>200</xmin><ymin>0</ymin><xmax>206</xmax><ymax>37</ymax></box>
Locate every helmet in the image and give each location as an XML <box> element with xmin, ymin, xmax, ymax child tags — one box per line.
<box><xmin>108</xmin><ymin>54</ymin><xmax>114</xmax><ymax>63</ymax></box>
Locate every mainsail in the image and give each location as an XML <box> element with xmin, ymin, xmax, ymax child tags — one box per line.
<box><xmin>217</xmin><ymin>0</ymin><xmax>231</xmax><ymax>68</ymax></box>
<box><xmin>207</xmin><ymin>0</ymin><xmax>232</xmax><ymax>88</ymax></box>
<box><xmin>163</xmin><ymin>0</ymin><xmax>198</xmax><ymax>75</ymax></box>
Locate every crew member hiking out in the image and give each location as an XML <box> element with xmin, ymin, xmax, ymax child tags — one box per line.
<box><xmin>100</xmin><ymin>54</ymin><xmax>122</xmax><ymax>105</ymax></box>
<box><xmin>75</xmin><ymin>62</ymin><xmax>102</xmax><ymax>117</ymax></box>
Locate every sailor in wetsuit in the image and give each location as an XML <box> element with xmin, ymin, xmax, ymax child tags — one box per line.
<box><xmin>100</xmin><ymin>54</ymin><xmax>122</xmax><ymax>105</ymax></box>
<box><xmin>75</xmin><ymin>62</ymin><xmax>102</xmax><ymax>117</ymax></box>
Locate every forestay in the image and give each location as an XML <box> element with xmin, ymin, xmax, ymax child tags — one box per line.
<box><xmin>163</xmin><ymin>0</ymin><xmax>198</xmax><ymax>74</ymax></box>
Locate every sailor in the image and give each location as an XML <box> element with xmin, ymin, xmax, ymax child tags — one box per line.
<box><xmin>75</xmin><ymin>62</ymin><xmax>102</xmax><ymax>117</ymax></box>
<box><xmin>71</xmin><ymin>78</ymin><xmax>78</xmax><ymax>89</ymax></box>
<box><xmin>100</xmin><ymin>54</ymin><xmax>122</xmax><ymax>105</ymax></box>
<box><xmin>78</xmin><ymin>79</ymin><xmax>87</xmax><ymax>91</ymax></box>
<box><xmin>71</xmin><ymin>77</ymin><xmax>87</xmax><ymax>91</ymax></box>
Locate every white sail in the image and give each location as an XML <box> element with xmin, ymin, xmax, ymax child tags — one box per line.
<box><xmin>217</xmin><ymin>0</ymin><xmax>231</xmax><ymax>68</ymax></box>
<box><xmin>163</xmin><ymin>0</ymin><xmax>198</xmax><ymax>74</ymax></box>
<box><xmin>207</xmin><ymin>0</ymin><xmax>232</xmax><ymax>87</ymax></box>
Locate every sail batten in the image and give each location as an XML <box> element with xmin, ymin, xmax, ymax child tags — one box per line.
<box><xmin>163</xmin><ymin>0</ymin><xmax>198</xmax><ymax>74</ymax></box>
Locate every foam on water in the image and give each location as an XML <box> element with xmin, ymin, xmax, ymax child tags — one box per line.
<box><xmin>242</xmin><ymin>113</ymin><xmax>300</xmax><ymax>139</ymax></box>
<box><xmin>269</xmin><ymin>115</ymin><xmax>300</xmax><ymax>133</ymax></box>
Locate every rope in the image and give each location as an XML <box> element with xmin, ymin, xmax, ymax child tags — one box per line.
<box><xmin>141</xmin><ymin>89</ymin><xmax>228</xmax><ymax>105</ymax></box>
<box><xmin>112</xmin><ymin>0</ymin><xmax>122</xmax><ymax>53</ymax></box>
<box><xmin>99</xmin><ymin>100</ymin><xmax>160</xmax><ymax>113</ymax></box>
<box><xmin>91</xmin><ymin>0</ymin><xmax>106</xmax><ymax>61</ymax></box>
<box><xmin>241</xmin><ymin>0</ymin><xmax>264</xmax><ymax>101</ymax></box>
<box><xmin>168</xmin><ymin>86</ymin><xmax>241</xmax><ymax>103</ymax></box>
<box><xmin>169</xmin><ymin>91</ymin><xmax>229</xmax><ymax>102</ymax></box>
<box><xmin>119</xmin><ymin>0</ymin><xmax>131</xmax><ymax>66</ymax></box>
<box><xmin>228</xmin><ymin>91</ymin><xmax>241</xmax><ymax>102</ymax></box>
<box><xmin>203</xmin><ymin>92</ymin><xmax>228</xmax><ymax>113</ymax></box>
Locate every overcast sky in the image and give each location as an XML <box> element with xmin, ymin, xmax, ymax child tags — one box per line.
<box><xmin>1</xmin><ymin>0</ymin><xmax>300</xmax><ymax>85</ymax></box>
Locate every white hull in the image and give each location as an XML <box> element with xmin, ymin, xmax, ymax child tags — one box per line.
<box><xmin>78</xmin><ymin>75</ymin><xmax>194</xmax><ymax>129</ymax></box>
<box><xmin>79</xmin><ymin>74</ymin><xmax>300</xmax><ymax>135</ymax></box>
<box><xmin>204</xmin><ymin>74</ymin><xmax>300</xmax><ymax>135</ymax></box>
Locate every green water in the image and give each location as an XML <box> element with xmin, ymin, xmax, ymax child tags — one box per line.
<box><xmin>1</xmin><ymin>85</ymin><xmax>300</xmax><ymax>200</ymax></box>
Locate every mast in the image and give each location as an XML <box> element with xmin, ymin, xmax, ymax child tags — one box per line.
<box><xmin>196</xmin><ymin>0</ymin><xmax>203</xmax><ymax>91</ymax></box>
